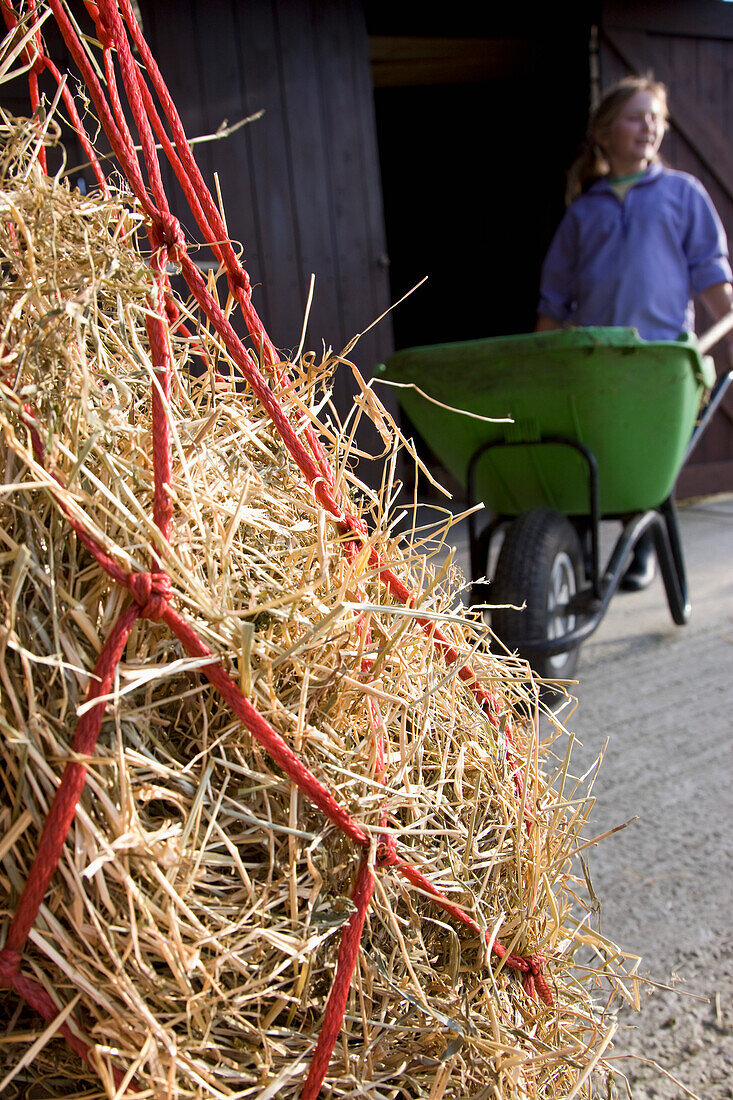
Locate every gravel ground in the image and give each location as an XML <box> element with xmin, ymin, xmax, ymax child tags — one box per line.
<box><xmin>438</xmin><ymin>493</ymin><xmax>733</xmax><ymax>1098</ymax></box>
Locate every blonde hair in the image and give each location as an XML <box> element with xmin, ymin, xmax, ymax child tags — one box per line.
<box><xmin>566</xmin><ymin>75</ymin><xmax>668</xmax><ymax>204</ymax></box>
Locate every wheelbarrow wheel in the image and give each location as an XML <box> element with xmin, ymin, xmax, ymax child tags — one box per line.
<box><xmin>491</xmin><ymin>509</ymin><xmax>583</xmax><ymax>679</ymax></box>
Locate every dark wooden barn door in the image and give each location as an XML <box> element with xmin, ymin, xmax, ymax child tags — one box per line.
<box><xmin>137</xmin><ymin>0</ymin><xmax>393</xmax><ymax>429</ymax></box>
<box><xmin>600</xmin><ymin>1</ymin><xmax>733</xmax><ymax>499</ymax></box>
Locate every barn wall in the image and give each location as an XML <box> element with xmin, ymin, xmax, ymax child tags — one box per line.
<box><xmin>137</xmin><ymin>0</ymin><xmax>393</xmax><ymax>431</ymax></box>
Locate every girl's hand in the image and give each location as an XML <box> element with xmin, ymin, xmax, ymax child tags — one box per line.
<box><xmin>534</xmin><ymin>314</ymin><xmax>563</xmax><ymax>332</ymax></box>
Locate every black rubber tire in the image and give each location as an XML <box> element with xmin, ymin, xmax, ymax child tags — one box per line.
<box><xmin>491</xmin><ymin>509</ymin><xmax>584</xmax><ymax>679</ymax></box>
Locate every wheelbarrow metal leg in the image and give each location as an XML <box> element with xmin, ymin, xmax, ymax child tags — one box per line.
<box><xmin>525</xmin><ymin>506</ymin><xmax>689</xmax><ymax>657</ymax></box>
<box><xmin>656</xmin><ymin>496</ymin><xmax>690</xmax><ymax>625</ymax></box>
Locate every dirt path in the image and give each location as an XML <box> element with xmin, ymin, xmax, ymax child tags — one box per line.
<box><xmin>551</xmin><ymin>497</ymin><xmax>733</xmax><ymax>1098</ymax></box>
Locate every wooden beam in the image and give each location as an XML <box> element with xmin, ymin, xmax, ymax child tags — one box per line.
<box><xmin>603</xmin><ymin>0</ymin><xmax>733</xmax><ymax>41</ymax></box>
<box><xmin>369</xmin><ymin>36</ymin><xmax>538</xmax><ymax>87</ymax></box>
<box><xmin>602</xmin><ymin>27</ymin><xmax>733</xmax><ymax>205</ymax></box>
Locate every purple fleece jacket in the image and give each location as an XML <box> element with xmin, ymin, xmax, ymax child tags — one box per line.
<box><xmin>538</xmin><ymin>162</ymin><xmax>732</xmax><ymax>340</ymax></box>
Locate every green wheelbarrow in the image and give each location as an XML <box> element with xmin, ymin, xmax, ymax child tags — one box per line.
<box><xmin>378</xmin><ymin>324</ymin><xmax>733</xmax><ymax>679</ymax></box>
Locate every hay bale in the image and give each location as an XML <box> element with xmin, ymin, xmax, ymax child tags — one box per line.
<box><xmin>0</xmin><ymin>65</ymin><xmax>636</xmax><ymax>1100</ymax></box>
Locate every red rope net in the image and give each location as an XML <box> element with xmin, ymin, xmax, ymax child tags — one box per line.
<box><xmin>0</xmin><ymin>3</ymin><xmax>552</xmax><ymax>1095</ymax></box>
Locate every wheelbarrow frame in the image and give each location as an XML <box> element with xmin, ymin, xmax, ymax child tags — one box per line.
<box><xmin>466</xmin><ymin>368</ymin><xmax>733</xmax><ymax>659</ymax></box>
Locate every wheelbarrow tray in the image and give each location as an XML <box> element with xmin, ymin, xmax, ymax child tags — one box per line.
<box><xmin>379</xmin><ymin>328</ymin><xmax>715</xmax><ymax>515</ymax></box>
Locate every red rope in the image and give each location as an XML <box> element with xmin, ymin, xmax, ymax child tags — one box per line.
<box><xmin>2</xmin><ymin>0</ymin><xmax>47</xmax><ymax>173</ymax></box>
<box><xmin>1</xmin><ymin>607</ymin><xmax>138</xmax><ymax>957</ymax></box>
<box><xmin>0</xmin><ymin>960</ymin><xmax>135</xmax><ymax>1088</ymax></box>
<box><xmin>0</xmin><ymin>606</ymin><xmax>141</xmax><ymax>1092</ymax></box>
<box><xmin>161</xmin><ymin>603</ymin><xmax>371</xmax><ymax>847</ymax></box>
<box><xmin>45</xmin><ymin>57</ymin><xmax>109</xmax><ymax>190</ymax></box>
<box><xmin>144</xmin><ymin>267</ymin><xmax>174</xmax><ymax>541</ymax></box>
<box><xmin>298</xmin><ymin>541</ymin><xmax>388</xmax><ymax>1097</ymax></box>
<box><xmin>376</xmin><ymin>839</ymin><xmax>552</xmax><ymax>1006</ymax></box>
<box><xmin>301</xmin><ymin>855</ymin><xmax>375</xmax><ymax>1100</ymax></box>
<box><xmin>114</xmin><ymin>0</ymin><xmax>277</xmax><ymax>363</ymax></box>
<box><xmin>1</xmin><ymin>6</ymin><xmax>552</xmax><ymax>1095</ymax></box>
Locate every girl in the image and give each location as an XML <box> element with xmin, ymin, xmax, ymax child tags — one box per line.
<box><xmin>536</xmin><ymin>76</ymin><xmax>733</xmax><ymax>589</ymax></box>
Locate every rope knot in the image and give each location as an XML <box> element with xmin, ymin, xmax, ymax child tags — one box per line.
<box><xmin>129</xmin><ymin>570</ymin><xmax>172</xmax><ymax>620</ymax></box>
<box><xmin>0</xmin><ymin>947</ymin><xmax>21</xmax><ymax>986</ymax></box>
<box><xmin>527</xmin><ymin>952</ymin><xmax>545</xmax><ymax>977</ymax></box>
<box><xmin>30</xmin><ymin>49</ymin><xmax>46</xmax><ymax>76</ymax></box>
<box><xmin>524</xmin><ymin>953</ymin><xmax>553</xmax><ymax>1006</ymax></box>
<box><xmin>227</xmin><ymin>269</ymin><xmax>251</xmax><ymax>295</ymax></box>
<box><xmin>92</xmin><ymin>4</ymin><xmax>115</xmax><ymax>48</ymax></box>
<box><xmin>151</xmin><ymin>213</ymin><xmax>186</xmax><ymax>262</ymax></box>
<box><xmin>375</xmin><ymin>834</ymin><xmax>398</xmax><ymax>869</ymax></box>
<box><xmin>491</xmin><ymin>942</ymin><xmax>553</xmax><ymax>1007</ymax></box>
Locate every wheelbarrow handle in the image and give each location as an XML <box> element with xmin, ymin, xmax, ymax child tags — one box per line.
<box><xmin>697</xmin><ymin>308</ymin><xmax>733</xmax><ymax>355</ymax></box>
<box><xmin>684</xmin><ymin>368</ymin><xmax>733</xmax><ymax>463</ymax></box>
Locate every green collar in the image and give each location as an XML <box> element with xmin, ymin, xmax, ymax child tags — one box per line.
<box><xmin>608</xmin><ymin>170</ymin><xmax>647</xmax><ymax>184</ymax></box>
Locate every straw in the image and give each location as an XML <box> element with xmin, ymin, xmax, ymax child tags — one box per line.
<box><xmin>0</xmin><ymin>23</ymin><xmax>639</xmax><ymax>1099</ymax></box>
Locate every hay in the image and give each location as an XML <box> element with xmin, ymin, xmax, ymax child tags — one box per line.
<box><xmin>1</xmin><ymin>35</ymin><xmax>638</xmax><ymax>1100</ymax></box>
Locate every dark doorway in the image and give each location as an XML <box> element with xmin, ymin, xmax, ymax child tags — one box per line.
<box><xmin>369</xmin><ymin>23</ymin><xmax>593</xmax><ymax>352</ymax></box>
